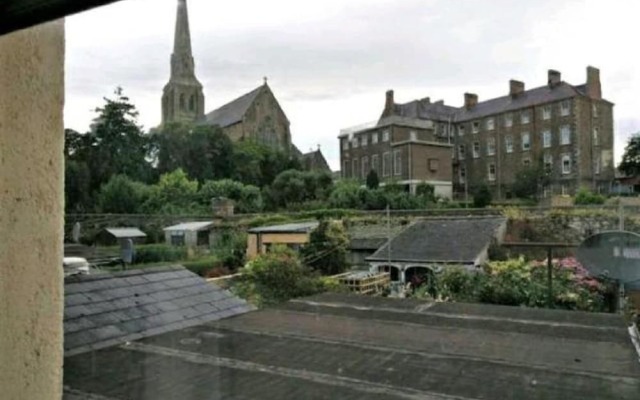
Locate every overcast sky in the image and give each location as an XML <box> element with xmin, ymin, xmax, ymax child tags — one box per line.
<box><xmin>66</xmin><ymin>0</ymin><xmax>640</xmax><ymax>170</ymax></box>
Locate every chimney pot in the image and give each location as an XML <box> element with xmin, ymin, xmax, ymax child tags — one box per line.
<box><xmin>509</xmin><ymin>80</ymin><xmax>525</xmax><ymax>97</ymax></box>
<box><xmin>548</xmin><ymin>69</ymin><xmax>561</xmax><ymax>88</ymax></box>
<box><xmin>464</xmin><ymin>93</ymin><xmax>478</xmax><ymax>109</ymax></box>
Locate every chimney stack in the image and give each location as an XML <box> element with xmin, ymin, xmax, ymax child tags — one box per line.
<box><xmin>381</xmin><ymin>89</ymin><xmax>396</xmax><ymax>118</ymax></box>
<box><xmin>464</xmin><ymin>93</ymin><xmax>478</xmax><ymax>109</ymax></box>
<box><xmin>509</xmin><ymin>80</ymin><xmax>525</xmax><ymax>98</ymax></box>
<box><xmin>548</xmin><ymin>70</ymin><xmax>561</xmax><ymax>88</ymax></box>
<box><xmin>586</xmin><ymin>66</ymin><xmax>601</xmax><ymax>99</ymax></box>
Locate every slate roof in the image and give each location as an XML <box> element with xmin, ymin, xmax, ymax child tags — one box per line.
<box><xmin>64</xmin><ymin>265</ymin><xmax>253</xmax><ymax>356</ymax></box>
<box><xmin>248</xmin><ymin>221</ymin><xmax>319</xmax><ymax>234</ymax></box>
<box><xmin>300</xmin><ymin>149</ymin><xmax>332</xmax><ymax>173</ymax></box>
<box><xmin>63</xmin><ymin>292</ymin><xmax>640</xmax><ymax>399</ymax></box>
<box><xmin>367</xmin><ymin>217</ymin><xmax>506</xmax><ymax>263</ymax></box>
<box><xmin>104</xmin><ymin>228</ymin><xmax>146</xmax><ymax>239</ymax></box>
<box><xmin>202</xmin><ymin>85</ymin><xmax>263</xmax><ymax>128</ymax></box>
<box><xmin>163</xmin><ymin>221</ymin><xmax>215</xmax><ymax>232</ymax></box>
<box><xmin>348</xmin><ymin>224</ymin><xmax>407</xmax><ymax>250</ymax></box>
<box><xmin>395</xmin><ymin>99</ymin><xmax>459</xmax><ymax>122</ymax></box>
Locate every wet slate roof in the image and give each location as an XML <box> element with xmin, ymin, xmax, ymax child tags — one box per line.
<box><xmin>367</xmin><ymin>217</ymin><xmax>506</xmax><ymax>263</ymax></box>
<box><xmin>248</xmin><ymin>221</ymin><xmax>319</xmax><ymax>234</ymax></box>
<box><xmin>348</xmin><ymin>224</ymin><xmax>407</xmax><ymax>250</ymax></box>
<box><xmin>63</xmin><ymin>292</ymin><xmax>640</xmax><ymax>400</ymax></box>
<box><xmin>202</xmin><ymin>85</ymin><xmax>262</xmax><ymax>128</ymax></box>
<box><xmin>163</xmin><ymin>221</ymin><xmax>215</xmax><ymax>232</ymax></box>
<box><xmin>64</xmin><ymin>266</ymin><xmax>254</xmax><ymax>356</ymax></box>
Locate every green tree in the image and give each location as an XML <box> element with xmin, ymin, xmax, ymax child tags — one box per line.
<box><xmin>199</xmin><ymin>179</ymin><xmax>263</xmax><ymax>213</ymax></box>
<box><xmin>574</xmin><ymin>187</ymin><xmax>606</xmax><ymax>205</ymax></box>
<box><xmin>233</xmin><ymin>140</ymin><xmax>301</xmax><ymax>187</ymax></box>
<box><xmin>511</xmin><ymin>165</ymin><xmax>549</xmax><ymax>200</ymax></box>
<box><xmin>98</xmin><ymin>174</ymin><xmax>150</xmax><ymax>213</ymax></box>
<box><xmin>142</xmin><ymin>169</ymin><xmax>200</xmax><ymax>214</ymax></box>
<box><xmin>328</xmin><ymin>181</ymin><xmax>363</xmax><ymax>209</ymax></box>
<box><xmin>619</xmin><ymin>133</ymin><xmax>640</xmax><ymax>176</ymax></box>
<box><xmin>301</xmin><ymin>220</ymin><xmax>349</xmax><ymax>275</ymax></box>
<box><xmin>473</xmin><ymin>183</ymin><xmax>492</xmax><ymax>208</ymax></box>
<box><xmin>366</xmin><ymin>169</ymin><xmax>380</xmax><ymax>189</ymax></box>
<box><xmin>65</xmin><ymin>160</ymin><xmax>92</xmax><ymax>212</ymax></box>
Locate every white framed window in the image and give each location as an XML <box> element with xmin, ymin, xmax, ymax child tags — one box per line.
<box><xmin>393</xmin><ymin>150</ymin><xmax>402</xmax><ymax>176</ymax></box>
<box><xmin>410</xmin><ymin>130</ymin><xmax>417</xmax><ymax>141</ymax></box>
<box><xmin>382</xmin><ymin>152</ymin><xmax>391</xmax><ymax>177</ymax></box>
<box><xmin>542</xmin><ymin>130</ymin><xmax>552</xmax><ymax>148</ymax></box>
<box><xmin>382</xmin><ymin>130</ymin><xmax>390</xmax><ymax>142</ymax></box>
<box><xmin>593</xmin><ymin>127</ymin><xmax>599</xmax><ymax>146</ymax></box>
<box><xmin>371</xmin><ymin>154</ymin><xmax>379</xmax><ymax>174</ymax></box>
<box><xmin>523</xmin><ymin>158</ymin><xmax>531</xmax><ymax>167</ymax></box>
<box><xmin>544</xmin><ymin>153</ymin><xmax>553</xmax><ymax>173</ymax></box>
<box><xmin>488</xmin><ymin>163</ymin><xmax>496</xmax><ymax>181</ymax></box>
<box><xmin>504</xmin><ymin>113</ymin><xmax>513</xmax><ymax>128</ymax></box>
<box><xmin>592</xmin><ymin>103</ymin><xmax>599</xmax><ymax>118</ymax></box>
<box><xmin>361</xmin><ymin>134</ymin><xmax>368</xmax><ymax>147</ymax></box>
<box><xmin>458</xmin><ymin>144</ymin><xmax>466</xmax><ymax>160</ymax></box>
<box><xmin>352</xmin><ymin>159</ymin><xmax>359</xmax><ymax>178</ymax></box>
<box><xmin>473</xmin><ymin>141</ymin><xmax>480</xmax><ymax>158</ymax></box>
<box><xmin>342</xmin><ymin>139</ymin><xmax>349</xmax><ymax>150</ymax></box>
<box><xmin>361</xmin><ymin>157</ymin><xmax>369</xmax><ymax>179</ymax></box>
<box><xmin>371</xmin><ymin>132</ymin><xmax>379</xmax><ymax>144</ymax></box>
<box><xmin>486</xmin><ymin>118</ymin><xmax>495</xmax><ymax>131</ymax></box>
<box><xmin>521</xmin><ymin>111</ymin><xmax>531</xmax><ymax>124</ymax></box>
<box><xmin>560</xmin><ymin>125</ymin><xmax>571</xmax><ymax>145</ymax></box>
<box><xmin>459</xmin><ymin>166</ymin><xmax>466</xmax><ymax>184</ymax></box>
<box><xmin>343</xmin><ymin>160</ymin><xmax>349</xmax><ymax>178</ymax></box>
<box><xmin>542</xmin><ymin>105</ymin><xmax>551</xmax><ymax>120</ymax></box>
<box><xmin>472</xmin><ymin>121</ymin><xmax>480</xmax><ymax>134</ymax></box>
<box><xmin>352</xmin><ymin>136</ymin><xmax>359</xmax><ymax>148</ymax></box>
<box><xmin>562</xmin><ymin>154</ymin><xmax>571</xmax><ymax>175</ymax></box>
<box><xmin>458</xmin><ymin>125</ymin><xmax>465</xmax><ymax>136</ymax></box>
<box><xmin>560</xmin><ymin>100</ymin><xmax>571</xmax><ymax>116</ymax></box>
<box><xmin>595</xmin><ymin>155</ymin><xmax>601</xmax><ymax>175</ymax></box>
<box><xmin>505</xmin><ymin>135</ymin><xmax>514</xmax><ymax>153</ymax></box>
<box><xmin>522</xmin><ymin>132</ymin><xmax>531</xmax><ymax>151</ymax></box>
<box><xmin>487</xmin><ymin>137</ymin><xmax>496</xmax><ymax>156</ymax></box>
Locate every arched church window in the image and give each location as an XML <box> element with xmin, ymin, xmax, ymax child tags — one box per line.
<box><xmin>179</xmin><ymin>93</ymin><xmax>185</xmax><ymax>110</ymax></box>
<box><xmin>189</xmin><ymin>95</ymin><xmax>195</xmax><ymax>111</ymax></box>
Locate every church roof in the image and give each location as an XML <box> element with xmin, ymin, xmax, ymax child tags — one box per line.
<box><xmin>202</xmin><ymin>85</ymin><xmax>263</xmax><ymax>128</ymax></box>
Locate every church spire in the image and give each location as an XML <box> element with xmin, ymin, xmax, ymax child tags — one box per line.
<box><xmin>162</xmin><ymin>0</ymin><xmax>205</xmax><ymax>125</ymax></box>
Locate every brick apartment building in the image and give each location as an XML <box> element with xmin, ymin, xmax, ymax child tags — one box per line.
<box><xmin>339</xmin><ymin>66</ymin><xmax>614</xmax><ymax>200</ymax></box>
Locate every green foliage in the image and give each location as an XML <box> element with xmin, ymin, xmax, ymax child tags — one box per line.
<box><xmin>133</xmin><ymin>244</ymin><xmax>187</xmax><ymax>264</ymax></box>
<box><xmin>329</xmin><ymin>181</ymin><xmax>363</xmax><ymax>209</ymax></box>
<box><xmin>98</xmin><ymin>174</ymin><xmax>150</xmax><ymax>213</ymax></box>
<box><xmin>301</xmin><ymin>220</ymin><xmax>349</xmax><ymax>275</ymax></box>
<box><xmin>511</xmin><ymin>165</ymin><xmax>549</xmax><ymax>200</ymax></box>
<box><xmin>266</xmin><ymin>169</ymin><xmax>334</xmax><ymax>209</ymax></box>
<box><xmin>200</xmin><ymin>179</ymin><xmax>262</xmax><ymax>213</ymax></box>
<box><xmin>233</xmin><ymin>140</ymin><xmax>301</xmax><ymax>187</ymax></box>
<box><xmin>415</xmin><ymin>182</ymin><xmax>435</xmax><ymax>201</ymax></box>
<box><xmin>234</xmin><ymin>246</ymin><xmax>325</xmax><ymax>306</ymax></box>
<box><xmin>618</xmin><ymin>133</ymin><xmax>640</xmax><ymax>176</ymax></box>
<box><xmin>574</xmin><ymin>187</ymin><xmax>606</xmax><ymax>205</ymax></box>
<box><xmin>211</xmin><ymin>230</ymin><xmax>248</xmax><ymax>269</ymax></box>
<box><xmin>365</xmin><ymin>169</ymin><xmax>380</xmax><ymax>189</ymax></box>
<box><xmin>183</xmin><ymin>256</ymin><xmax>223</xmax><ymax>277</ymax></box>
<box><xmin>473</xmin><ymin>183</ymin><xmax>492</xmax><ymax>208</ymax></box>
<box><xmin>142</xmin><ymin>169</ymin><xmax>201</xmax><ymax>214</ymax></box>
<box><xmin>65</xmin><ymin>160</ymin><xmax>91</xmax><ymax>212</ymax></box>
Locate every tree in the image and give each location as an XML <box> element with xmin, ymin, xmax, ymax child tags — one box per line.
<box><xmin>473</xmin><ymin>183</ymin><xmax>492</xmax><ymax>208</ymax></box>
<box><xmin>233</xmin><ymin>140</ymin><xmax>301</xmax><ymax>187</ymax></box>
<box><xmin>98</xmin><ymin>175</ymin><xmax>149</xmax><ymax>213</ymax></box>
<box><xmin>511</xmin><ymin>165</ymin><xmax>549</xmax><ymax>200</ymax></box>
<box><xmin>142</xmin><ymin>169</ymin><xmax>200</xmax><ymax>214</ymax></box>
<box><xmin>619</xmin><ymin>133</ymin><xmax>640</xmax><ymax>176</ymax></box>
<box><xmin>366</xmin><ymin>169</ymin><xmax>380</xmax><ymax>189</ymax></box>
<box><xmin>199</xmin><ymin>179</ymin><xmax>263</xmax><ymax>213</ymax></box>
<box><xmin>65</xmin><ymin>160</ymin><xmax>92</xmax><ymax>212</ymax></box>
<box><xmin>574</xmin><ymin>187</ymin><xmax>606</xmax><ymax>205</ymax></box>
<box><xmin>301</xmin><ymin>220</ymin><xmax>349</xmax><ymax>275</ymax></box>
<box><xmin>328</xmin><ymin>181</ymin><xmax>363</xmax><ymax>209</ymax></box>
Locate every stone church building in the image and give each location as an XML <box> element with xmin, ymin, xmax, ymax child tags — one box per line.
<box><xmin>161</xmin><ymin>0</ymin><xmax>329</xmax><ymax>172</ymax></box>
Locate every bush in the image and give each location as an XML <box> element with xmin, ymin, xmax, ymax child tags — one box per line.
<box><xmin>212</xmin><ymin>230</ymin><xmax>247</xmax><ymax>270</ymax></box>
<box><xmin>301</xmin><ymin>219</ymin><xmax>349</xmax><ymax>275</ymax></box>
<box><xmin>134</xmin><ymin>244</ymin><xmax>187</xmax><ymax>264</ymax></box>
<box><xmin>473</xmin><ymin>183</ymin><xmax>492</xmax><ymax>208</ymax></box>
<box><xmin>183</xmin><ymin>256</ymin><xmax>222</xmax><ymax>277</ymax></box>
<box><xmin>574</xmin><ymin>187</ymin><xmax>606</xmax><ymax>205</ymax></box>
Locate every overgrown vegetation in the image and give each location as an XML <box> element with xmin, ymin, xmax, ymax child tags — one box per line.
<box><xmin>301</xmin><ymin>220</ymin><xmax>349</xmax><ymax>275</ymax></box>
<box><xmin>574</xmin><ymin>187</ymin><xmax>606</xmax><ymax>205</ymax></box>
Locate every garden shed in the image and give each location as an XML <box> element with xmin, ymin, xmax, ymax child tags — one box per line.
<box><xmin>246</xmin><ymin>221</ymin><xmax>319</xmax><ymax>259</ymax></box>
<box><xmin>94</xmin><ymin>227</ymin><xmax>147</xmax><ymax>246</ymax></box>
<box><xmin>163</xmin><ymin>221</ymin><xmax>215</xmax><ymax>247</ymax></box>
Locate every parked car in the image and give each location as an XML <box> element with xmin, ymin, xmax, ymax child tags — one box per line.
<box><xmin>62</xmin><ymin>257</ymin><xmax>90</xmax><ymax>277</ymax></box>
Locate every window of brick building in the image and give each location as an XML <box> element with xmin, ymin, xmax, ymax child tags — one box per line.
<box><xmin>595</xmin><ymin>155</ymin><xmax>601</xmax><ymax>175</ymax></box>
<box><xmin>473</xmin><ymin>141</ymin><xmax>480</xmax><ymax>158</ymax></box>
<box><xmin>472</xmin><ymin>121</ymin><xmax>480</xmax><ymax>133</ymax></box>
<box><xmin>343</xmin><ymin>160</ymin><xmax>349</xmax><ymax>178</ymax></box>
<box><xmin>593</xmin><ymin>127</ymin><xmax>599</xmax><ymax>146</ymax></box>
<box><xmin>342</xmin><ymin>138</ymin><xmax>349</xmax><ymax>150</ymax></box>
<box><xmin>522</xmin><ymin>132</ymin><xmax>531</xmax><ymax>151</ymax></box>
<box><xmin>544</xmin><ymin>153</ymin><xmax>553</xmax><ymax>173</ymax></box>
<box><xmin>486</xmin><ymin>118</ymin><xmax>495</xmax><ymax>131</ymax></box>
<box><xmin>429</xmin><ymin>158</ymin><xmax>439</xmax><ymax>172</ymax></box>
<box><xmin>382</xmin><ymin>152</ymin><xmax>391</xmax><ymax>176</ymax></box>
<box><xmin>505</xmin><ymin>135</ymin><xmax>514</xmax><ymax>153</ymax></box>
<box><xmin>488</xmin><ymin>163</ymin><xmax>496</xmax><ymax>181</ymax></box>
<box><xmin>361</xmin><ymin>134</ymin><xmax>368</xmax><ymax>147</ymax></box>
<box><xmin>458</xmin><ymin>144</ymin><xmax>466</xmax><ymax>160</ymax></box>
<box><xmin>542</xmin><ymin>130</ymin><xmax>552</xmax><ymax>148</ymax></box>
<box><xmin>504</xmin><ymin>113</ymin><xmax>513</xmax><ymax>128</ymax></box>
<box><xmin>487</xmin><ymin>137</ymin><xmax>496</xmax><ymax>156</ymax></box>
<box><xmin>593</xmin><ymin>103</ymin><xmax>599</xmax><ymax>118</ymax></box>
<box><xmin>542</xmin><ymin>105</ymin><xmax>551</xmax><ymax>120</ymax></box>
<box><xmin>352</xmin><ymin>136</ymin><xmax>359</xmax><ymax>148</ymax></box>
<box><xmin>458</xmin><ymin>125</ymin><xmax>465</xmax><ymax>136</ymax></box>
<box><xmin>393</xmin><ymin>150</ymin><xmax>402</xmax><ymax>175</ymax></box>
<box><xmin>371</xmin><ymin>154</ymin><xmax>379</xmax><ymax>174</ymax></box>
<box><xmin>361</xmin><ymin>156</ymin><xmax>369</xmax><ymax>179</ymax></box>
<box><xmin>459</xmin><ymin>166</ymin><xmax>466</xmax><ymax>184</ymax></box>
<box><xmin>410</xmin><ymin>130</ymin><xmax>417</xmax><ymax>141</ymax></box>
<box><xmin>560</xmin><ymin>125</ymin><xmax>571</xmax><ymax>145</ymax></box>
<box><xmin>562</xmin><ymin>154</ymin><xmax>571</xmax><ymax>174</ymax></box>
<box><xmin>371</xmin><ymin>132</ymin><xmax>378</xmax><ymax>144</ymax></box>
<box><xmin>560</xmin><ymin>100</ymin><xmax>571</xmax><ymax>116</ymax></box>
<box><xmin>382</xmin><ymin>130</ymin><xmax>390</xmax><ymax>142</ymax></box>
<box><xmin>352</xmin><ymin>159</ymin><xmax>359</xmax><ymax>178</ymax></box>
<box><xmin>521</xmin><ymin>111</ymin><xmax>531</xmax><ymax>124</ymax></box>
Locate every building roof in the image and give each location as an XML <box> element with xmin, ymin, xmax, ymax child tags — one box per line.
<box><xmin>63</xmin><ymin>265</ymin><xmax>253</xmax><ymax>356</ymax></box>
<box><xmin>163</xmin><ymin>221</ymin><xmax>215</xmax><ymax>232</ymax></box>
<box><xmin>300</xmin><ymin>149</ymin><xmax>332</xmax><ymax>173</ymax></box>
<box><xmin>395</xmin><ymin>99</ymin><xmax>459</xmax><ymax>121</ymax></box>
<box><xmin>63</xmin><ymin>292</ymin><xmax>640</xmax><ymax>399</ymax></box>
<box><xmin>248</xmin><ymin>221</ymin><xmax>319</xmax><ymax>234</ymax></box>
<box><xmin>104</xmin><ymin>227</ymin><xmax>146</xmax><ymax>239</ymax></box>
<box><xmin>202</xmin><ymin>85</ymin><xmax>263</xmax><ymax>128</ymax></box>
<box><xmin>348</xmin><ymin>224</ymin><xmax>407</xmax><ymax>250</ymax></box>
<box><xmin>367</xmin><ymin>217</ymin><xmax>506</xmax><ymax>263</ymax></box>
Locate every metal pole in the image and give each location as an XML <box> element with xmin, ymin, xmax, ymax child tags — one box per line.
<box><xmin>547</xmin><ymin>246</ymin><xmax>553</xmax><ymax>308</ymax></box>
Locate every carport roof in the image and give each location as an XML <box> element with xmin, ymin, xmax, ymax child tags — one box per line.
<box><xmin>105</xmin><ymin>227</ymin><xmax>146</xmax><ymax>239</ymax></box>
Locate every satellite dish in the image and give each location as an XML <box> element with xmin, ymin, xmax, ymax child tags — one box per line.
<box><xmin>576</xmin><ymin>231</ymin><xmax>640</xmax><ymax>286</ymax></box>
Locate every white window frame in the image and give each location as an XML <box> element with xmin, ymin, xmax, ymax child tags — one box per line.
<box><xmin>592</xmin><ymin>103</ymin><xmax>599</xmax><ymax>118</ymax></box>
<box><xmin>487</xmin><ymin>137</ymin><xmax>496</xmax><ymax>156</ymax></box>
<box><xmin>595</xmin><ymin>155</ymin><xmax>601</xmax><ymax>175</ymax></box>
<box><xmin>352</xmin><ymin>136</ymin><xmax>359</xmax><ymax>148</ymax></box>
<box><xmin>486</xmin><ymin>118</ymin><xmax>495</xmax><ymax>131</ymax></box>
<box><xmin>504</xmin><ymin>113</ymin><xmax>513</xmax><ymax>128</ymax></box>
<box><xmin>473</xmin><ymin>141</ymin><xmax>480</xmax><ymax>158</ymax></box>
<box><xmin>371</xmin><ymin>154</ymin><xmax>379</xmax><ymax>174</ymax></box>
<box><xmin>560</xmin><ymin>125</ymin><xmax>571</xmax><ymax>145</ymax></box>
<box><xmin>361</xmin><ymin>156</ymin><xmax>369</xmax><ymax>179</ymax></box>
<box><xmin>382</xmin><ymin>152</ymin><xmax>391</xmax><ymax>177</ymax></box>
<box><xmin>382</xmin><ymin>130</ymin><xmax>390</xmax><ymax>142</ymax></box>
<box><xmin>458</xmin><ymin>144</ymin><xmax>465</xmax><ymax>160</ymax></box>
<box><xmin>361</xmin><ymin>134</ymin><xmax>368</xmax><ymax>147</ymax></box>
<box><xmin>560</xmin><ymin>100</ymin><xmax>570</xmax><ymax>116</ymax></box>
<box><xmin>409</xmin><ymin>130</ymin><xmax>417</xmax><ymax>141</ymax></box>
<box><xmin>472</xmin><ymin>121</ymin><xmax>480</xmax><ymax>134</ymax></box>
<box><xmin>488</xmin><ymin>163</ymin><xmax>496</xmax><ymax>181</ymax></box>
<box><xmin>393</xmin><ymin>150</ymin><xmax>402</xmax><ymax>176</ymax></box>
<box><xmin>544</xmin><ymin>153</ymin><xmax>553</xmax><ymax>173</ymax></box>
<box><xmin>542</xmin><ymin>105</ymin><xmax>551</xmax><ymax>120</ymax></box>
<box><xmin>505</xmin><ymin>135</ymin><xmax>513</xmax><ymax>153</ymax></box>
<box><xmin>371</xmin><ymin>132</ymin><xmax>378</xmax><ymax>144</ymax></box>
<box><xmin>542</xmin><ymin>130</ymin><xmax>552</xmax><ymax>148</ymax></box>
<box><xmin>342</xmin><ymin>139</ymin><xmax>349</xmax><ymax>150</ymax></box>
<box><xmin>561</xmin><ymin>154</ymin><xmax>571</xmax><ymax>175</ymax></box>
<box><xmin>522</xmin><ymin>132</ymin><xmax>531</xmax><ymax>151</ymax></box>
<box><xmin>458</xmin><ymin>125</ymin><xmax>465</xmax><ymax>136</ymax></box>
<box><xmin>459</xmin><ymin>166</ymin><xmax>466</xmax><ymax>184</ymax></box>
<box><xmin>521</xmin><ymin>111</ymin><xmax>530</xmax><ymax>124</ymax></box>
<box><xmin>593</xmin><ymin>127</ymin><xmax>599</xmax><ymax>146</ymax></box>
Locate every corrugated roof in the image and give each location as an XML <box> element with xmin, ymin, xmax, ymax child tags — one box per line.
<box><xmin>164</xmin><ymin>221</ymin><xmax>215</xmax><ymax>232</ymax></box>
<box><xmin>248</xmin><ymin>221</ymin><xmax>319</xmax><ymax>234</ymax></box>
<box><xmin>105</xmin><ymin>227</ymin><xmax>146</xmax><ymax>238</ymax></box>
<box><xmin>202</xmin><ymin>85</ymin><xmax>263</xmax><ymax>128</ymax></box>
<box><xmin>368</xmin><ymin>217</ymin><xmax>506</xmax><ymax>263</ymax></box>
<box><xmin>63</xmin><ymin>265</ymin><xmax>254</xmax><ymax>356</ymax></box>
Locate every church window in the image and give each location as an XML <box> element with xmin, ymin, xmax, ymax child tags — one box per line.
<box><xmin>189</xmin><ymin>95</ymin><xmax>195</xmax><ymax>111</ymax></box>
<box><xmin>179</xmin><ymin>93</ymin><xmax>186</xmax><ymax>110</ymax></box>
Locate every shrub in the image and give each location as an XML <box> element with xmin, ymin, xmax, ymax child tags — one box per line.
<box><xmin>473</xmin><ymin>183</ymin><xmax>492</xmax><ymax>208</ymax></box>
<box><xmin>301</xmin><ymin>219</ymin><xmax>349</xmax><ymax>275</ymax></box>
<box><xmin>183</xmin><ymin>256</ymin><xmax>222</xmax><ymax>277</ymax></box>
<box><xmin>134</xmin><ymin>244</ymin><xmax>187</xmax><ymax>264</ymax></box>
<box><xmin>574</xmin><ymin>187</ymin><xmax>606</xmax><ymax>205</ymax></box>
